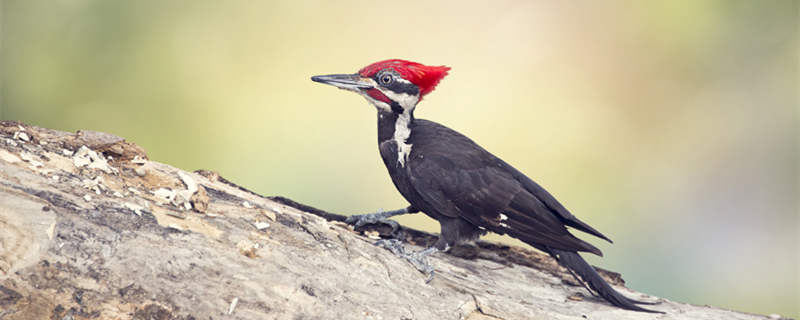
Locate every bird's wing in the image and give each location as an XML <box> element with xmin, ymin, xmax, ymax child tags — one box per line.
<box><xmin>407</xmin><ymin>153</ymin><xmax>603</xmax><ymax>255</ymax></box>
<box><xmin>503</xmin><ymin>162</ymin><xmax>612</xmax><ymax>243</ymax></box>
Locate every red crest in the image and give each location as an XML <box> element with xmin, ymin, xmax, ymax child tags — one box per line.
<box><xmin>358</xmin><ymin>59</ymin><xmax>450</xmax><ymax>98</ymax></box>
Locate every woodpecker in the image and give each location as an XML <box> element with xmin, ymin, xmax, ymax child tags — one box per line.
<box><xmin>311</xmin><ymin>59</ymin><xmax>661</xmax><ymax>313</ymax></box>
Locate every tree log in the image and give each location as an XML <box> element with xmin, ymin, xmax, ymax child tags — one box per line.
<box><xmin>0</xmin><ymin>121</ymin><xmax>787</xmax><ymax>320</ymax></box>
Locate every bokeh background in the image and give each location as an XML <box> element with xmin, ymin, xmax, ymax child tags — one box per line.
<box><xmin>2</xmin><ymin>0</ymin><xmax>797</xmax><ymax>317</ymax></box>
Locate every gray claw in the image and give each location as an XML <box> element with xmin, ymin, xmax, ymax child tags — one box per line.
<box><xmin>375</xmin><ymin>239</ymin><xmax>437</xmax><ymax>281</ymax></box>
<box><xmin>375</xmin><ymin>239</ymin><xmax>405</xmax><ymax>255</ymax></box>
<box><xmin>424</xmin><ymin>270</ymin><xmax>435</xmax><ymax>284</ymax></box>
<box><xmin>347</xmin><ymin>212</ymin><xmax>400</xmax><ymax>234</ymax></box>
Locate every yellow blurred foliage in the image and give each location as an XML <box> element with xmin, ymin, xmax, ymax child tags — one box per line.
<box><xmin>1</xmin><ymin>1</ymin><xmax>797</xmax><ymax>317</ymax></box>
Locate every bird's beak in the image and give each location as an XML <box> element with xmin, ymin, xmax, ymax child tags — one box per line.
<box><xmin>311</xmin><ymin>74</ymin><xmax>373</xmax><ymax>92</ymax></box>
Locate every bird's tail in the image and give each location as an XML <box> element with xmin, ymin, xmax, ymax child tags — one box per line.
<box><xmin>550</xmin><ymin>249</ymin><xmax>663</xmax><ymax>313</ymax></box>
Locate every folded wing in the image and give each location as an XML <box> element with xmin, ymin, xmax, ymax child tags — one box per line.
<box><xmin>407</xmin><ymin>148</ymin><xmax>606</xmax><ymax>256</ymax></box>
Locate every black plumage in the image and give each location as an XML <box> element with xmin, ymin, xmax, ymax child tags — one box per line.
<box><xmin>378</xmin><ymin>112</ymin><xmax>657</xmax><ymax>312</ymax></box>
<box><xmin>311</xmin><ymin>59</ymin><xmax>661</xmax><ymax>313</ymax></box>
<box><xmin>379</xmin><ymin>115</ymin><xmax>604</xmax><ymax>253</ymax></box>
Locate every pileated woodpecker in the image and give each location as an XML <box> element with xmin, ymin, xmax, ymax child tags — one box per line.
<box><xmin>311</xmin><ymin>59</ymin><xmax>661</xmax><ymax>313</ymax></box>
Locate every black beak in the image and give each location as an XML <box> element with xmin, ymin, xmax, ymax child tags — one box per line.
<box><xmin>311</xmin><ymin>74</ymin><xmax>373</xmax><ymax>91</ymax></box>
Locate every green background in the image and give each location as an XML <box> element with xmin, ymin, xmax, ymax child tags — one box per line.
<box><xmin>2</xmin><ymin>1</ymin><xmax>797</xmax><ymax>317</ymax></box>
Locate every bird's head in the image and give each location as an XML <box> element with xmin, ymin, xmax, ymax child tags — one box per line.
<box><xmin>311</xmin><ymin>59</ymin><xmax>450</xmax><ymax>114</ymax></box>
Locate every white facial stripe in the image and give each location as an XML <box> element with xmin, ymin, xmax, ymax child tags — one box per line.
<box><xmin>355</xmin><ymin>76</ymin><xmax>418</xmax><ymax>168</ymax></box>
<box><xmin>379</xmin><ymin>88</ymin><xmax>419</xmax><ymax>111</ymax></box>
<box><xmin>358</xmin><ymin>77</ymin><xmax>420</xmax><ymax>114</ymax></box>
<box><xmin>394</xmin><ymin>77</ymin><xmax>412</xmax><ymax>85</ymax></box>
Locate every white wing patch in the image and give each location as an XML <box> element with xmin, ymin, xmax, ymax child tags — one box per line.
<box><xmin>499</xmin><ymin>213</ymin><xmax>510</xmax><ymax>228</ymax></box>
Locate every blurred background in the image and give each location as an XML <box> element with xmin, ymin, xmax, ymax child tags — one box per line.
<box><xmin>2</xmin><ymin>0</ymin><xmax>797</xmax><ymax>317</ymax></box>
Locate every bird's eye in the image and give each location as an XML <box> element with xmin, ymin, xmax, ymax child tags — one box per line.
<box><xmin>380</xmin><ymin>74</ymin><xmax>393</xmax><ymax>85</ymax></box>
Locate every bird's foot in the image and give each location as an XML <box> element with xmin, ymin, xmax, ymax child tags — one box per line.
<box><xmin>375</xmin><ymin>239</ymin><xmax>438</xmax><ymax>283</ymax></box>
<box><xmin>346</xmin><ymin>210</ymin><xmax>401</xmax><ymax>234</ymax></box>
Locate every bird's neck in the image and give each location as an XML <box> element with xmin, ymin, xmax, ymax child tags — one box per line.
<box><xmin>377</xmin><ymin>109</ymin><xmax>414</xmax><ymax>142</ymax></box>
<box><xmin>378</xmin><ymin>109</ymin><xmax>415</xmax><ymax>167</ymax></box>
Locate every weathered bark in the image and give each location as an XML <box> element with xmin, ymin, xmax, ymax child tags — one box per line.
<box><xmin>0</xmin><ymin>121</ymin><xmax>787</xmax><ymax>320</ymax></box>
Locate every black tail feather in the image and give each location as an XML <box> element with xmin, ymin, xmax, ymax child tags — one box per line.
<box><xmin>551</xmin><ymin>249</ymin><xmax>663</xmax><ymax>313</ymax></box>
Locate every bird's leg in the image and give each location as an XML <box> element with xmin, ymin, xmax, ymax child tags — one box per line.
<box><xmin>345</xmin><ymin>206</ymin><xmax>419</xmax><ymax>235</ymax></box>
<box><xmin>375</xmin><ymin>239</ymin><xmax>439</xmax><ymax>283</ymax></box>
<box><xmin>350</xmin><ymin>206</ymin><xmax>436</xmax><ymax>281</ymax></box>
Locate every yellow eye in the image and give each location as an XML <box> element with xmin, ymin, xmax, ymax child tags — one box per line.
<box><xmin>380</xmin><ymin>74</ymin><xmax>393</xmax><ymax>85</ymax></box>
